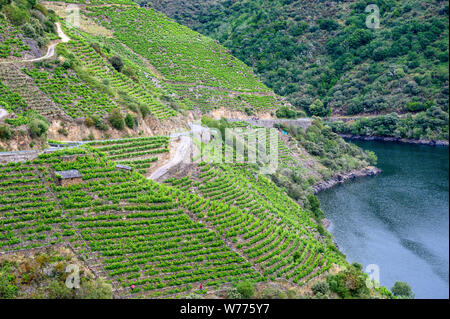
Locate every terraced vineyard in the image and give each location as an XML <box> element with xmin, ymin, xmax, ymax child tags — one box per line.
<box><xmin>1</xmin><ymin>0</ymin><xmax>288</xmax><ymax>140</ymax></box>
<box><xmin>0</xmin><ymin>15</ymin><xmax>29</xmax><ymax>59</ymax></box>
<box><xmin>83</xmin><ymin>5</ymin><xmax>270</xmax><ymax>92</ymax></box>
<box><xmin>0</xmin><ymin>79</ymin><xmax>29</xmax><ymax>125</ymax></box>
<box><xmin>60</xmin><ymin>30</ymin><xmax>177</xmax><ymax>119</ymax></box>
<box><xmin>23</xmin><ymin>66</ymin><xmax>120</xmax><ymax>119</ymax></box>
<box><xmin>171</xmin><ymin>84</ymin><xmax>284</xmax><ymax>114</ymax></box>
<box><xmin>0</xmin><ymin>64</ymin><xmax>68</xmax><ymax>122</ymax></box>
<box><xmin>0</xmin><ymin>147</ymin><xmax>264</xmax><ymax>298</ymax></box>
<box><xmin>0</xmin><ymin>129</ymin><xmax>350</xmax><ymax>297</ymax></box>
<box><xmin>86</xmin><ymin>136</ymin><xmax>170</xmax><ymax>175</ymax></box>
<box><xmin>165</xmin><ymin>163</ymin><xmax>346</xmax><ymax>286</ymax></box>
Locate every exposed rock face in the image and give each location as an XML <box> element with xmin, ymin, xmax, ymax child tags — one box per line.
<box><xmin>313</xmin><ymin>166</ymin><xmax>382</xmax><ymax>194</ymax></box>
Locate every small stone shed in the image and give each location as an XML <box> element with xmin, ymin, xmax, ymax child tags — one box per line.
<box><xmin>116</xmin><ymin>164</ymin><xmax>133</xmax><ymax>172</ymax></box>
<box><xmin>55</xmin><ymin>170</ymin><xmax>83</xmax><ymax>186</ymax></box>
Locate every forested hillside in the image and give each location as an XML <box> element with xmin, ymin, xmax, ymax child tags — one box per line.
<box><xmin>143</xmin><ymin>0</ymin><xmax>449</xmax><ymax>141</ymax></box>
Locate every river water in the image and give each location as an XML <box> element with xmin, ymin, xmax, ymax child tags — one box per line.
<box><xmin>317</xmin><ymin>140</ymin><xmax>449</xmax><ymax>299</ymax></box>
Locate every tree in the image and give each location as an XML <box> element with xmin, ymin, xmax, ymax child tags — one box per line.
<box><xmin>109</xmin><ymin>56</ymin><xmax>123</xmax><ymax>72</ymax></box>
<box><xmin>108</xmin><ymin>108</ymin><xmax>125</xmax><ymax>130</ymax></box>
<box><xmin>391</xmin><ymin>281</ymin><xmax>414</xmax><ymax>298</ymax></box>
<box><xmin>307</xmin><ymin>194</ymin><xmax>324</xmax><ymax>220</ymax></box>
<box><xmin>308</xmin><ymin>99</ymin><xmax>330</xmax><ymax>117</ymax></box>
<box><xmin>125</xmin><ymin>113</ymin><xmax>134</xmax><ymax>129</ymax></box>
<box><xmin>2</xmin><ymin>4</ymin><xmax>30</xmax><ymax>25</ymax></box>
<box><xmin>28</xmin><ymin>116</ymin><xmax>48</xmax><ymax>137</ymax></box>
<box><xmin>318</xmin><ymin>19</ymin><xmax>339</xmax><ymax>31</ymax></box>
<box><xmin>366</xmin><ymin>150</ymin><xmax>377</xmax><ymax>165</ymax></box>
<box><xmin>21</xmin><ymin>22</ymin><xmax>37</xmax><ymax>38</ymax></box>
<box><xmin>276</xmin><ymin>106</ymin><xmax>296</xmax><ymax>118</ymax></box>
<box><xmin>348</xmin><ymin>29</ymin><xmax>373</xmax><ymax>48</ymax></box>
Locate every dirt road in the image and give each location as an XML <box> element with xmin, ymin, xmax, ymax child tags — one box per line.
<box><xmin>0</xmin><ymin>22</ymin><xmax>69</xmax><ymax>64</ymax></box>
<box><xmin>148</xmin><ymin>135</ymin><xmax>193</xmax><ymax>181</ymax></box>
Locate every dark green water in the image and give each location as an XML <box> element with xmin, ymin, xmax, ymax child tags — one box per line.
<box><xmin>318</xmin><ymin>140</ymin><xmax>449</xmax><ymax>299</ymax></box>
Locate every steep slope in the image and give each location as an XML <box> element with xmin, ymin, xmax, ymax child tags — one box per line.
<box><xmin>1</xmin><ymin>1</ymin><xmax>289</xmax><ymax>150</ymax></box>
<box><xmin>0</xmin><ymin>1</ymin><xmax>396</xmax><ymax>299</ymax></box>
<box><xmin>0</xmin><ymin>143</ymin><xmax>371</xmax><ymax>298</ymax></box>
<box><xmin>143</xmin><ymin>0</ymin><xmax>449</xmax><ymax>141</ymax></box>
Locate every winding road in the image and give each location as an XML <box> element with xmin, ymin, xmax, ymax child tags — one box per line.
<box><xmin>0</xmin><ymin>22</ymin><xmax>69</xmax><ymax>64</ymax></box>
<box><xmin>148</xmin><ymin>135</ymin><xmax>193</xmax><ymax>181</ymax></box>
<box><xmin>0</xmin><ymin>23</ymin><xmax>70</xmax><ymax>120</ymax></box>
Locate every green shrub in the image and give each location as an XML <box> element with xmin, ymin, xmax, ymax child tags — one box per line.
<box><xmin>27</xmin><ymin>113</ymin><xmax>49</xmax><ymax>138</ymax></box>
<box><xmin>108</xmin><ymin>108</ymin><xmax>125</xmax><ymax>130</ymax></box>
<box><xmin>125</xmin><ymin>113</ymin><xmax>134</xmax><ymax>129</ymax></box>
<box><xmin>139</xmin><ymin>103</ymin><xmax>150</xmax><ymax>118</ymax></box>
<box><xmin>276</xmin><ymin>106</ymin><xmax>297</xmax><ymax>118</ymax></box>
<box><xmin>109</xmin><ymin>56</ymin><xmax>124</xmax><ymax>72</ymax></box>
<box><xmin>391</xmin><ymin>281</ymin><xmax>414</xmax><ymax>298</ymax></box>
<box><xmin>307</xmin><ymin>194</ymin><xmax>324</xmax><ymax>220</ymax></box>
<box><xmin>0</xmin><ymin>262</ymin><xmax>18</xmax><ymax>299</ymax></box>
<box><xmin>407</xmin><ymin>102</ymin><xmax>425</xmax><ymax>112</ymax></box>
<box><xmin>123</xmin><ymin>66</ymin><xmax>138</xmax><ymax>82</ymax></box>
<box><xmin>366</xmin><ymin>150</ymin><xmax>377</xmax><ymax>165</ymax></box>
<box><xmin>47</xmin><ymin>280</ymin><xmax>74</xmax><ymax>299</ymax></box>
<box><xmin>85</xmin><ymin>117</ymin><xmax>94</xmax><ymax>127</ymax></box>
<box><xmin>0</xmin><ymin>124</ymin><xmax>12</xmax><ymax>140</ymax></box>
<box><xmin>260</xmin><ymin>286</ymin><xmax>287</xmax><ymax>299</ymax></box>
<box><xmin>236</xmin><ymin>280</ymin><xmax>255</xmax><ymax>298</ymax></box>
<box><xmin>2</xmin><ymin>4</ymin><xmax>30</xmax><ymax>25</ymax></box>
<box><xmin>318</xmin><ymin>18</ymin><xmax>339</xmax><ymax>31</ymax></box>
<box><xmin>308</xmin><ymin>99</ymin><xmax>330</xmax><ymax>117</ymax></box>
<box><xmin>76</xmin><ymin>278</ymin><xmax>113</xmax><ymax>299</ymax></box>
<box><xmin>91</xmin><ymin>115</ymin><xmax>108</xmax><ymax>131</ymax></box>
<box><xmin>311</xmin><ymin>280</ymin><xmax>329</xmax><ymax>296</ymax></box>
<box><xmin>327</xmin><ymin>265</ymin><xmax>370</xmax><ymax>298</ymax></box>
<box><xmin>21</xmin><ymin>22</ymin><xmax>36</xmax><ymax>38</ymax></box>
<box><xmin>225</xmin><ymin>287</ymin><xmax>242</xmax><ymax>299</ymax></box>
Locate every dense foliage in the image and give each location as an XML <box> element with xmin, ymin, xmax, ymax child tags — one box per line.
<box><xmin>272</xmin><ymin>119</ymin><xmax>374</xmax><ymax>203</ymax></box>
<box><xmin>145</xmin><ymin>0</ymin><xmax>449</xmax><ymax>140</ymax></box>
<box><xmin>328</xmin><ymin>109</ymin><xmax>449</xmax><ymax>141</ymax></box>
<box><xmin>0</xmin><ymin>248</ymin><xmax>113</xmax><ymax>299</ymax></box>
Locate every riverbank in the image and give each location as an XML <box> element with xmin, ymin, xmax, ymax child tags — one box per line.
<box><xmin>339</xmin><ymin>134</ymin><xmax>449</xmax><ymax>146</ymax></box>
<box><xmin>313</xmin><ymin>166</ymin><xmax>381</xmax><ymax>194</ymax></box>
<box><xmin>317</xmin><ymin>139</ymin><xmax>449</xmax><ymax>298</ymax></box>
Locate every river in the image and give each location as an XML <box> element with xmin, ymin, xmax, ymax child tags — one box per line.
<box><xmin>317</xmin><ymin>140</ymin><xmax>449</xmax><ymax>299</ymax></box>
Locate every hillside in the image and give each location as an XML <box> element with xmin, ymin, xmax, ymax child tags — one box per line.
<box><xmin>0</xmin><ymin>0</ymin><xmax>289</xmax><ymax>151</ymax></box>
<box><xmin>142</xmin><ymin>0</ymin><xmax>449</xmax><ymax>142</ymax></box>
<box><xmin>0</xmin><ymin>1</ymin><xmax>395</xmax><ymax>300</ymax></box>
<box><xmin>0</xmin><ymin>144</ymin><xmax>381</xmax><ymax>298</ymax></box>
